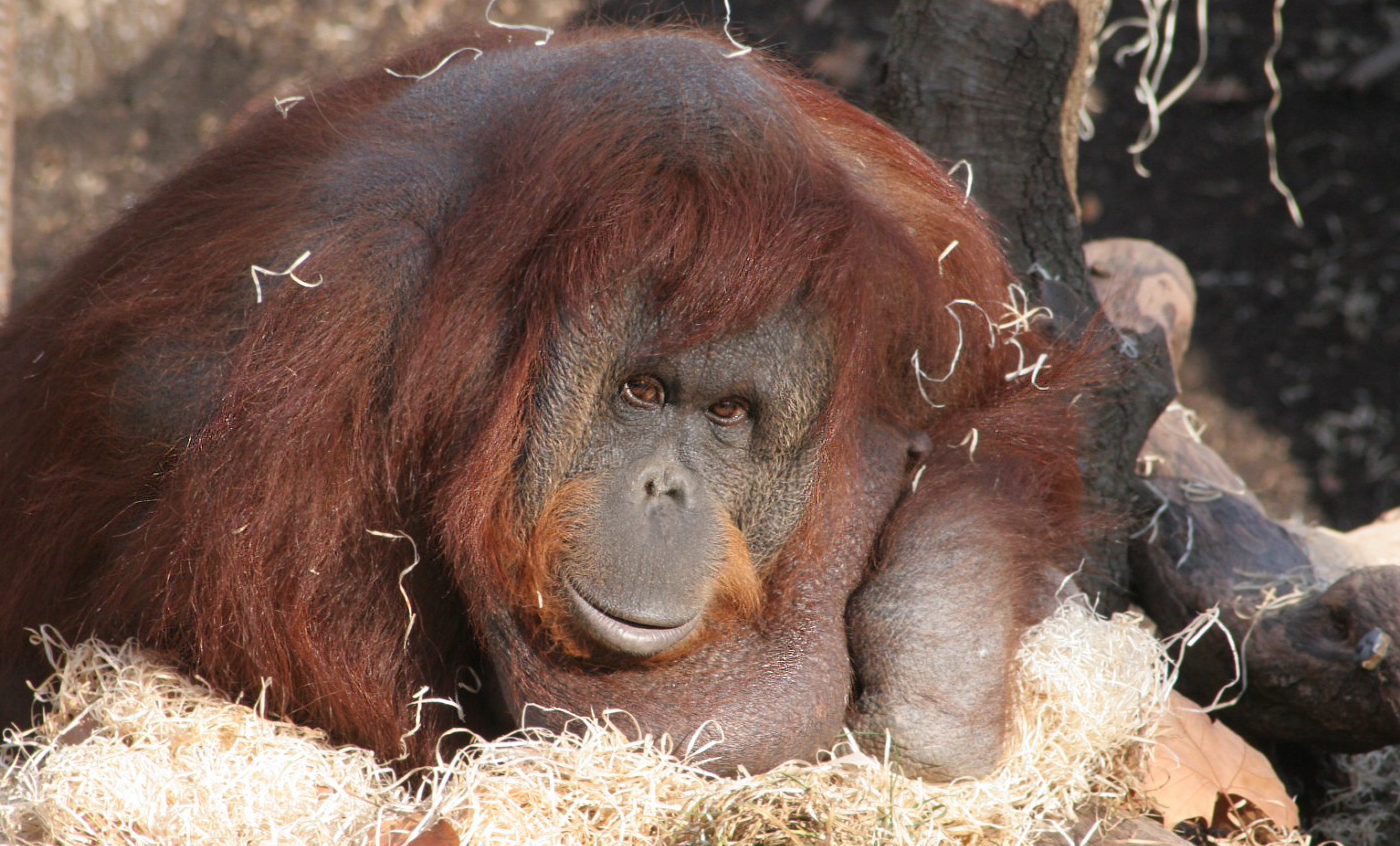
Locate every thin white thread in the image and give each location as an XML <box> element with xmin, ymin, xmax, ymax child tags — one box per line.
<box><xmin>948</xmin><ymin>159</ymin><xmax>974</xmax><ymax>203</ymax></box>
<box><xmin>1174</xmin><ymin>513</ymin><xmax>1195</xmax><ymax>569</ymax></box>
<box><xmin>367</xmin><ymin>529</ymin><xmax>422</xmax><ymax>652</ymax></box>
<box><xmin>458</xmin><ymin>667</ymin><xmax>483</xmax><ymax>695</ymax></box>
<box><xmin>249</xmin><ymin>250</ymin><xmax>322</xmax><ymax>304</ymax></box>
<box><xmin>997</xmin><ymin>281</ymin><xmax>1054</xmax><ymax>334</ymax></box>
<box><xmin>386</xmin><ymin>46</ymin><xmax>483</xmax><ymax>80</ymax></box>
<box><xmin>1163</xmin><ymin>607</ymin><xmax>1246</xmax><ymax>712</ymax></box>
<box><xmin>1132</xmin><ymin>481</ymin><xmax>1171</xmax><ymax>543</ymax></box>
<box><xmin>720</xmin><ymin>0</ymin><xmax>753</xmax><ymax>58</ymax></box>
<box><xmin>1097</xmin><ymin>0</ymin><xmax>1210</xmax><ymax>176</ymax></box>
<box><xmin>937</xmin><ymin>240</ymin><xmax>959</xmax><ymax>273</ymax></box>
<box><xmin>1264</xmin><ymin>0</ymin><xmax>1304</xmax><ymax>226</ymax></box>
<box><xmin>682</xmin><ymin>718</ymin><xmax>728</xmax><ymax>760</ymax></box>
<box><xmin>273</xmin><ymin>96</ymin><xmax>304</xmax><ymax>117</ymax></box>
<box><xmin>954</xmin><ymin>428</ymin><xmax>979</xmax><ymax>462</ymax></box>
<box><xmin>910</xmin><ymin>464</ymin><xmax>927</xmax><ymax>492</ymax></box>
<box><xmin>1004</xmin><ymin>337</ymin><xmax>1050</xmax><ymax>388</ymax></box>
<box><xmin>485</xmin><ymin>0</ymin><xmax>553</xmax><ymax>46</ymax></box>
<box><xmin>910</xmin><ymin>350</ymin><xmax>946</xmax><ymax>410</ymax></box>
<box><xmin>912</xmin><ymin>281</ymin><xmax>1054</xmax><ymax>403</ymax></box>
<box><xmin>910</xmin><ymin>297</ymin><xmax>998</xmax><ymax>406</ymax></box>
<box><xmin>396</xmin><ymin>684</ymin><xmax>467</xmax><ymax>760</ymax></box>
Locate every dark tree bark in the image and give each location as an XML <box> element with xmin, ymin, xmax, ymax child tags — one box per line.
<box><xmin>1129</xmin><ymin>400</ymin><xmax>1400</xmax><ymax>751</ymax></box>
<box><xmin>877</xmin><ymin>0</ymin><xmax>1097</xmax><ymax>287</ymax></box>
<box><xmin>876</xmin><ymin>0</ymin><xmax>1175</xmax><ymax>611</ymax></box>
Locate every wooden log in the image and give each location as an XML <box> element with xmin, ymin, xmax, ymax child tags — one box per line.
<box><xmin>1093</xmin><ymin>237</ymin><xmax>1400</xmax><ymax>752</ymax></box>
<box><xmin>1086</xmin><ymin>238</ymin><xmax>1196</xmax><ymax>385</ymax></box>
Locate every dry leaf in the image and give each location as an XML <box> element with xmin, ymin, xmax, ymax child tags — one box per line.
<box><xmin>1347</xmin><ymin>505</ymin><xmax>1400</xmax><ymax>565</ymax></box>
<box><xmin>1142</xmin><ymin>691</ymin><xmax>1299</xmax><ymax>830</ymax></box>
<box><xmin>370</xmin><ymin>815</ymin><xmax>459</xmax><ymax>846</ymax></box>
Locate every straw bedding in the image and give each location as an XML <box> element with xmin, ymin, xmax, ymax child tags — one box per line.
<box><xmin>1</xmin><ymin>601</ymin><xmax>1174</xmax><ymax>846</ymax></box>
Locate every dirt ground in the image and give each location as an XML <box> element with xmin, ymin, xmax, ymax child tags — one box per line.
<box><xmin>14</xmin><ymin>0</ymin><xmax>1398</xmax><ymax>529</ymax></box>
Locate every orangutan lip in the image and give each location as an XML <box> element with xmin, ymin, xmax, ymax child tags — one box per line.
<box><xmin>565</xmin><ymin>581</ymin><xmax>700</xmax><ymax>655</ymax></box>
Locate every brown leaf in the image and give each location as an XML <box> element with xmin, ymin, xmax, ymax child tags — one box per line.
<box><xmin>1346</xmin><ymin>505</ymin><xmax>1400</xmax><ymax>565</ymax></box>
<box><xmin>1142</xmin><ymin>691</ymin><xmax>1299</xmax><ymax>831</ymax></box>
<box><xmin>369</xmin><ymin>815</ymin><xmax>459</xmax><ymax>846</ymax></box>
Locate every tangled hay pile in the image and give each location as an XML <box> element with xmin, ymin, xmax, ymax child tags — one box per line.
<box><xmin>1</xmin><ymin>602</ymin><xmax>1171</xmax><ymax>846</ymax></box>
<box><xmin>1311</xmin><ymin>746</ymin><xmax>1400</xmax><ymax>845</ymax></box>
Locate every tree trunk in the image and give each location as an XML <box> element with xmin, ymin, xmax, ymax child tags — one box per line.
<box><xmin>876</xmin><ymin>0</ymin><xmax>1174</xmax><ymax>610</ymax></box>
<box><xmin>877</xmin><ymin>0</ymin><xmax>1100</xmax><ymax>287</ymax></box>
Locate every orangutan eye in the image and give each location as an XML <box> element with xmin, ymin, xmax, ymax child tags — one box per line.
<box><xmin>707</xmin><ymin>398</ymin><xmax>749</xmax><ymax>426</ymax></box>
<box><xmin>620</xmin><ymin>376</ymin><xmax>664</xmax><ymax>409</ymax></box>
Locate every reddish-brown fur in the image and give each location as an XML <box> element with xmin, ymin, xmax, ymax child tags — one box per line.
<box><xmin>0</xmin><ymin>25</ymin><xmax>1094</xmax><ymax>769</ymax></box>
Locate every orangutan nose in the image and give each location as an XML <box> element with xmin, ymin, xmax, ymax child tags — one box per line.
<box><xmin>636</xmin><ymin>458</ymin><xmax>694</xmax><ymax>510</ymax></box>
